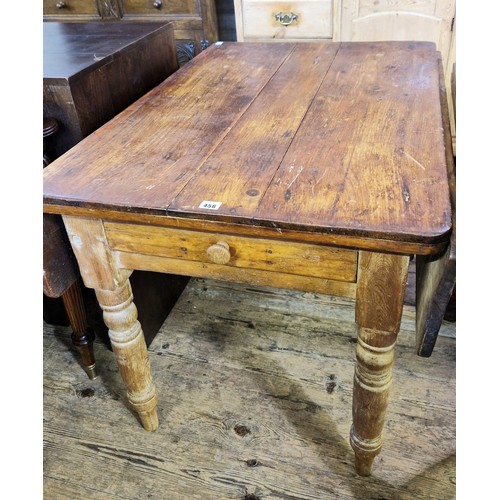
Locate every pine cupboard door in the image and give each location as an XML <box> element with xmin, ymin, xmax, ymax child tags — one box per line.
<box><xmin>340</xmin><ymin>0</ymin><xmax>455</xmax><ymax>69</ymax></box>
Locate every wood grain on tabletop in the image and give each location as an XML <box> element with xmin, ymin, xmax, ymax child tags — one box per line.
<box><xmin>43</xmin><ymin>42</ymin><xmax>294</xmax><ymax>208</ymax></box>
<box><xmin>43</xmin><ymin>41</ymin><xmax>451</xmax><ymax>247</ymax></box>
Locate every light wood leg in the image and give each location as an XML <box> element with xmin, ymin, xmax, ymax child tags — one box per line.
<box><xmin>351</xmin><ymin>251</ymin><xmax>409</xmax><ymax>476</ymax></box>
<box><xmin>62</xmin><ymin>216</ymin><xmax>158</xmax><ymax>431</ymax></box>
<box><xmin>95</xmin><ymin>281</ymin><xmax>158</xmax><ymax>431</ymax></box>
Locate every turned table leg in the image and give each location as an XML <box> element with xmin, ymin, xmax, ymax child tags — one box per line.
<box><xmin>61</xmin><ymin>280</ymin><xmax>97</xmax><ymax>380</ymax></box>
<box><xmin>95</xmin><ymin>281</ymin><xmax>158</xmax><ymax>431</ymax></box>
<box><xmin>62</xmin><ymin>216</ymin><xmax>158</xmax><ymax>431</ymax></box>
<box><xmin>350</xmin><ymin>251</ymin><xmax>409</xmax><ymax>476</ymax></box>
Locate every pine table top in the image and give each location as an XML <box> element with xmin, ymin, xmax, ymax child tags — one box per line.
<box><xmin>43</xmin><ymin>41</ymin><xmax>452</xmax><ymax>254</ymax></box>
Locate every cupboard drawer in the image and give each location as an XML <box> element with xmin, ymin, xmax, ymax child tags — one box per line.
<box><xmin>241</xmin><ymin>0</ymin><xmax>333</xmax><ymax>39</ymax></box>
<box><xmin>105</xmin><ymin>222</ymin><xmax>357</xmax><ymax>283</ymax></box>
<box><xmin>43</xmin><ymin>0</ymin><xmax>99</xmax><ymax>16</ymax></box>
<box><xmin>123</xmin><ymin>0</ymin><xmax>200</xmax><ymax>16</ymax></box>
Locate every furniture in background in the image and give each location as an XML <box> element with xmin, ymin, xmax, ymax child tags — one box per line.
<box><xmin>214</xmin><ymin>0</ymin><xmax>236</xmax><ymax>41</ymax></box>
<box><xmin>43</xmin><ymin>21</ymin><xmax>190</xmax><ymax>367</ymax></box>
<box><xmin>43</xmin><ymin>0</ymin><xmax>219</xmax><ymax>64</ymax></box>
<box><xmin>43</xmin><ymin>41</ymin><xmax>454</xmax><ymax>476</ymax></box>
<box><xmin>415</xmin><ymin>56</ymin><xmax>456</xmax><ymax>356</ymax></box>
<box><xmin>446</xmin><ymin>62</ymin><xmax>456</xmax><ymax>321</ymax></box>
<box><xmin>232</xmin><ymin>0</ymin><xmax>456</xmax><ymax>149</ymax></box>
<box><xmin>44</xmin><ymin>117</ymin><xmax>97</xmax><ymax>379</ymax></box>
<box><xmin>43</xmin><ymin>118</ymin><xmax>59</xmax><ymax>168</ymax></box>
<box><xmin>43</xmin><ymin>21</ymin><xmax>179</xmax><ymax>159</ymax></box>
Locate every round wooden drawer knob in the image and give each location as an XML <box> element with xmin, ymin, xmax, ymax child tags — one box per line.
<box><xmin>206</xmin><ymin>241</ymin><xmax>231</xmax><ymax>264</ymax></box>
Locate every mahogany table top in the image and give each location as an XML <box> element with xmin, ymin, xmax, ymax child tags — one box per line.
<box><xmin>43</xmin><ymin>41</ymin><xmax>451</xmax><ymax>254</ymax></box>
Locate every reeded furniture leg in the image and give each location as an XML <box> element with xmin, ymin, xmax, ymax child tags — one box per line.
<box><xmin>94</xmin><ymin>280</ymin><xmax>158</xmax><ymax>431</ymax></box>
<box><xmin>351</xmin><ymin>251</ymin><xmax>409</xmax><ymax>476</ymax></box>
<box><xmin>44</xmin><ymin>118</ymin><xmax>97</xmax><ymax>380</ymax></box>
<box><xmin>61</xmin><ymin>280</ymin><xmax>97</xmax><ymax>380</ymax></box>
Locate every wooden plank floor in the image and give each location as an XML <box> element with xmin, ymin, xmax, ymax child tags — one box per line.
<box><xmin>43</xmin><ymin>275</ymin><xmax>456</xmax><ymax>499</ymax></box>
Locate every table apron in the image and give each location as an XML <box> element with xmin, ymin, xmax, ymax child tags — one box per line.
<box><xmin>104</xmin><ymin>221</ymin><xmax>358</xmax><ymax>298</ymax></box>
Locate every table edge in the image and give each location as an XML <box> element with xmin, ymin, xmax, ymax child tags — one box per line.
<box><xmin>44</xmin><ymin>201</ymin><xmax>450</xmax><ymax>256</ymax></box>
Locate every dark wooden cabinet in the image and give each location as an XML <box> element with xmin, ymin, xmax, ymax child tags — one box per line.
<box><xmin>43</xmin><ymin>21</ymin><xmax>190</xmax><ymax>347</ymax></box>
<box><xmin>43</xmin><ymin>21</ymin><xmax>179</xmax><ymax>158</ymax></box>
<box><xmin>43</xmin><ymin>0</ymin><xmax>219</xmax><ymax>63</ymax></box>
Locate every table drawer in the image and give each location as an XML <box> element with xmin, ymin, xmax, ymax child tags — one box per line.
<box><xmin>43</xmin><ymin>0</ymin><xmax>99</xmax><ymax>16</ymax></box>
<box><xmin>241</xmin><ymin>0</ymin><xmax>333</xmax><ymax>39</ymax></box>
<box><xmin>105</xmin><ymin>222</ymin><xmax>357</xmax><ymax>282</ymax></box>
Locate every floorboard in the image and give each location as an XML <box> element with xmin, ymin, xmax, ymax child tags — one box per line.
<box><xmin>43</xmin><ymin>276</ymin><xmax>456</xmax><ymax>499</ymax></box>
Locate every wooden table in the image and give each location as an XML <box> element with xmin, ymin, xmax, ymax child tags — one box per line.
<box><xmin>43</xmin><ymin>41</ymin><xmax>453</xmax><ymax>476</ymax></box>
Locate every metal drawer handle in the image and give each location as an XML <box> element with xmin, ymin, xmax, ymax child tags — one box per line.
<box><xmin>56</xmin><ymin>1</ymin><xmax>66</xmax><ymax>8</ymax></box>
<box><xmin>275</xmin><ymin>12</ymin><xmax>298</xmax><ymax>26</ymax></box>
<box><xmin>153</xmin><ymin>0</ymin><xmax>162</xmax><ymax>8</ymax></box>
<box><xmin>206</xmin><ymin>241</ymin><xmax>231</xmax><ymax>265</ymax></box>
